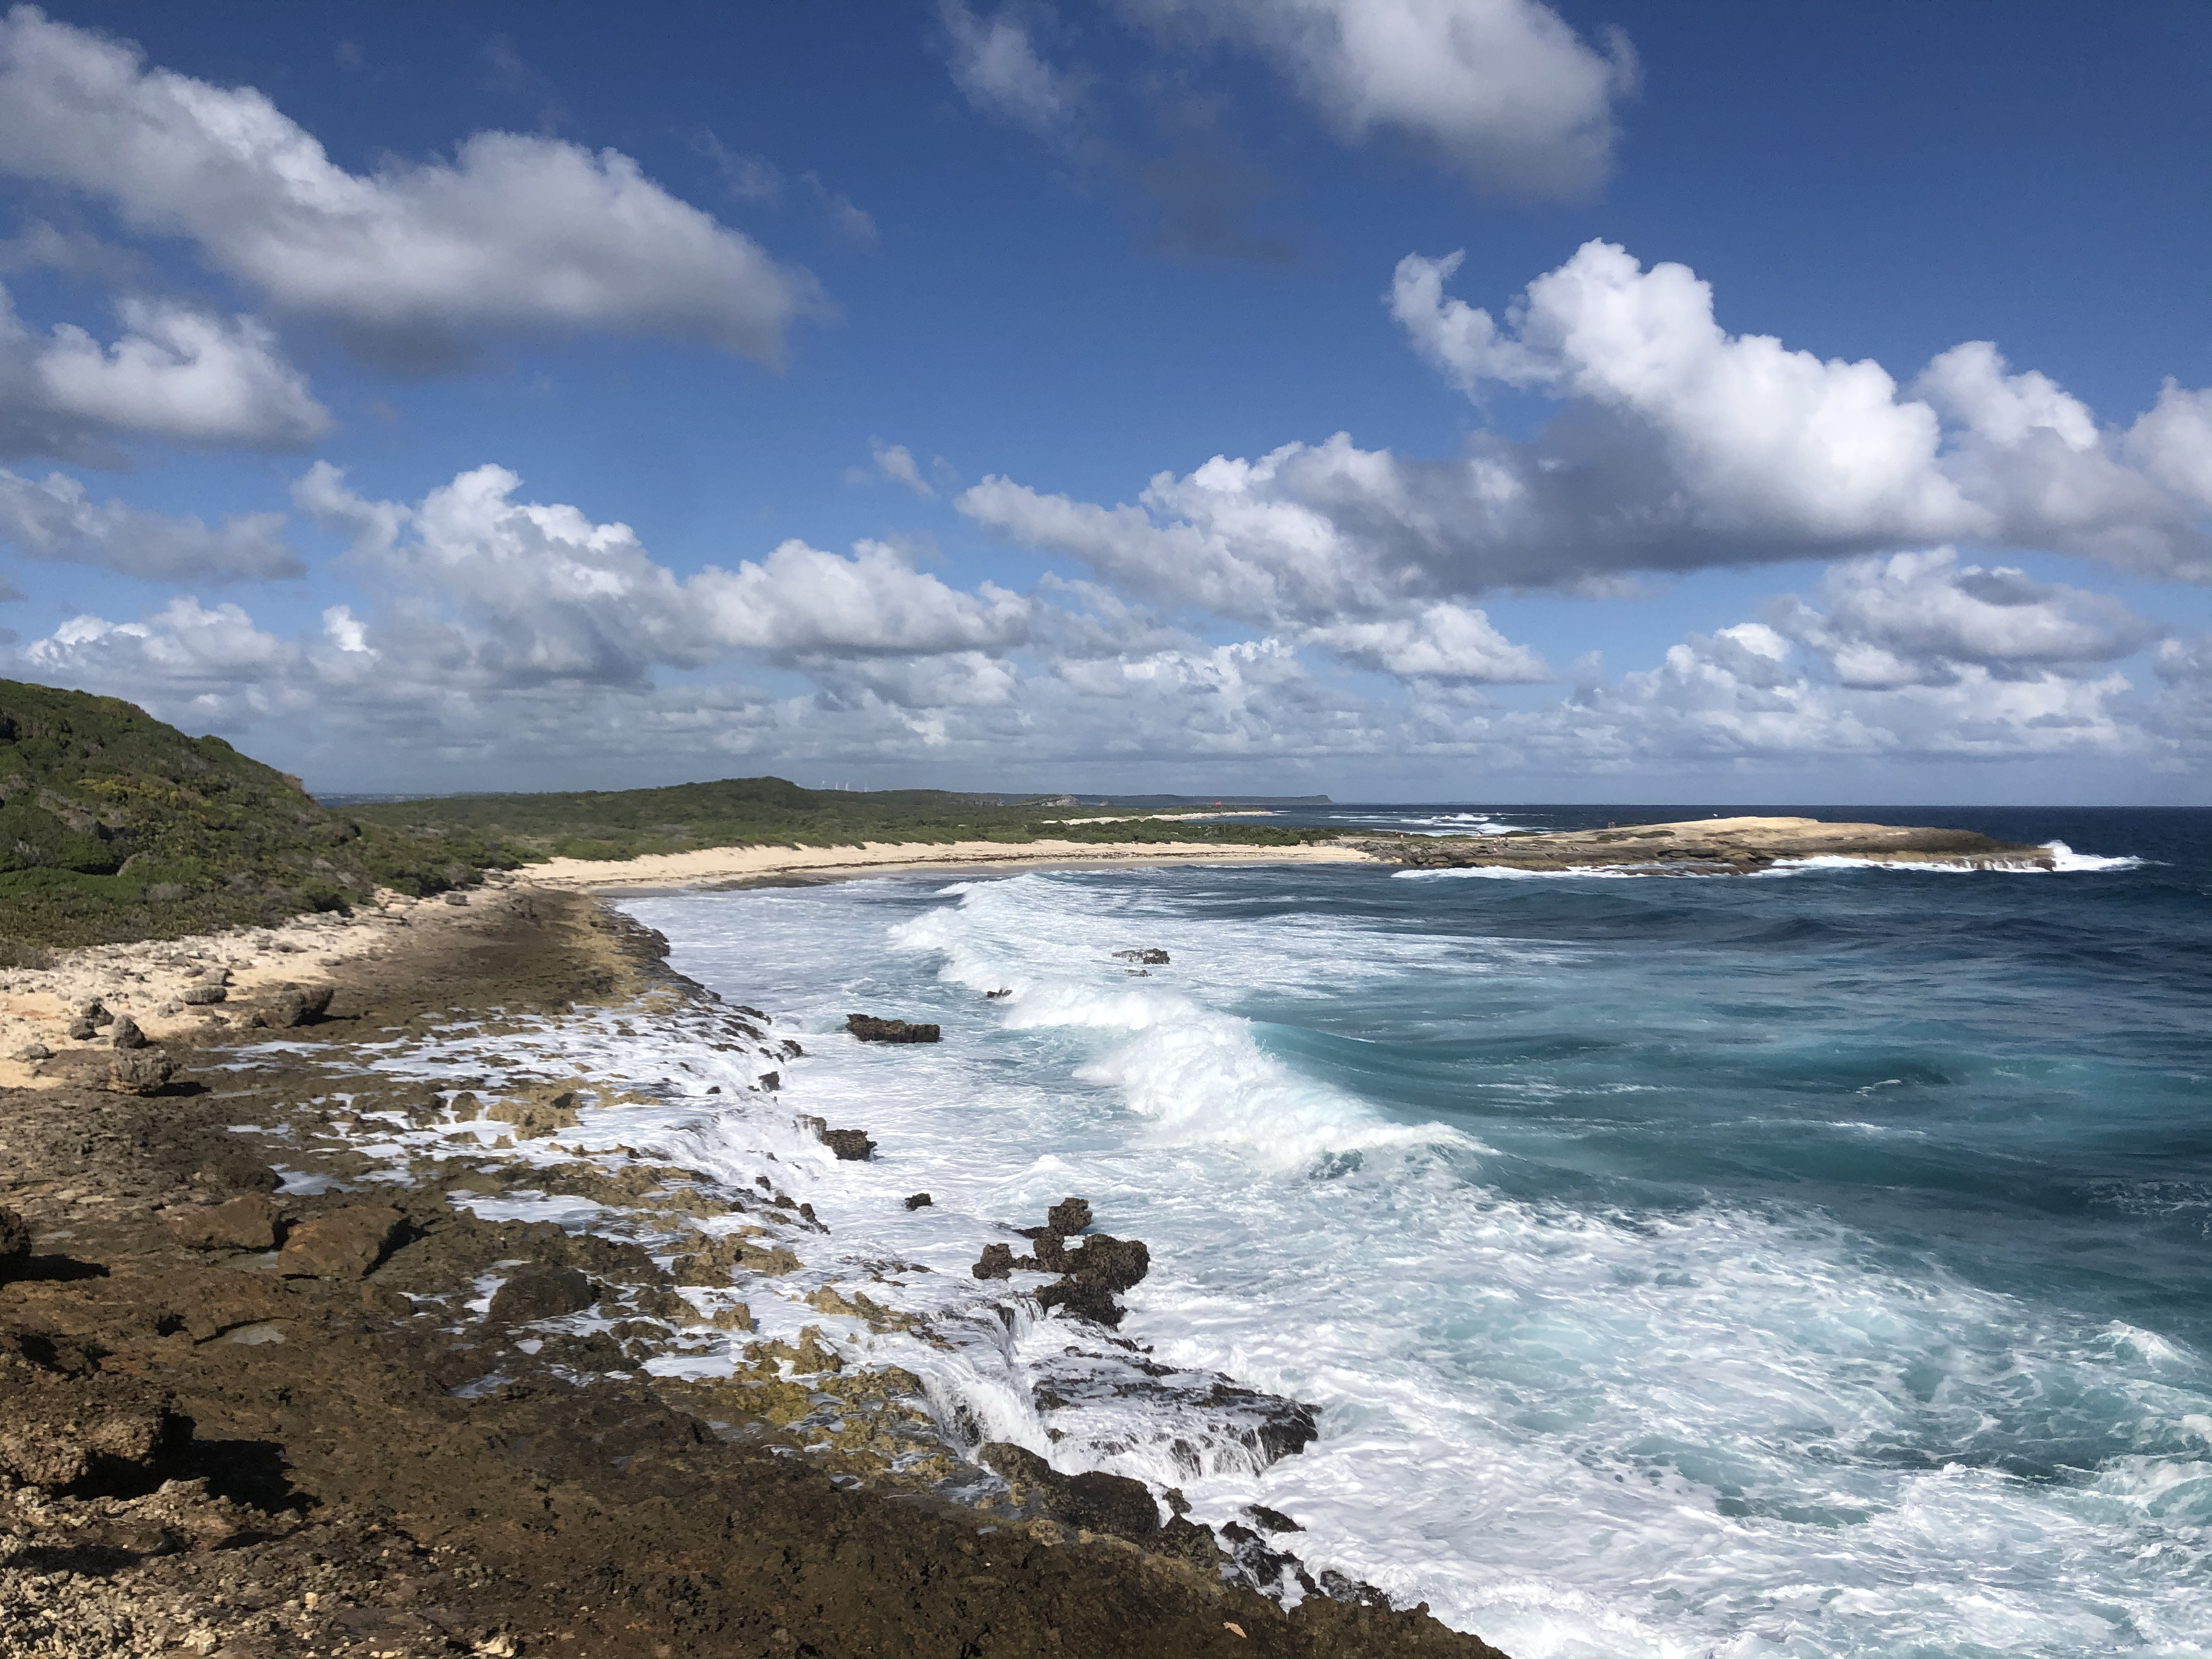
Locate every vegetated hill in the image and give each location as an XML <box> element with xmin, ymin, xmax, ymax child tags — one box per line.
<box><xmin>0</xmin><ymin>680</ymin><xmax>509</xmax><ymax>950</ymax></box>
<box><xmin>348</xmin><ymin>775</ymin><xmax>1334</xmax><ymax>862</ymax></box>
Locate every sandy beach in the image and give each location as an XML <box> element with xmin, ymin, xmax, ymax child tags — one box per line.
<box><xmin>0</xmin><ymin>877</ymin><xmax>530</xmax><ymax>1093</ymax></box>
<box><xmin>528</xmin><ymin>836</ymin><xmax>1379</xmax><ymax>890</ymax></box>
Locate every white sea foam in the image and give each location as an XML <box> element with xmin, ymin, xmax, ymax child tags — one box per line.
<box><xmin>1768</xmin><ymin>839</ymin><xmax>2143</xmax><ymax>875</ymax></box>
<box><xmin>315</xmin><ymin>868</ymin><xmax>2210</xmax><ymax>1659</ymax></box>
<box><xmin>1333</xmin><ymin>811</ymin><xmax>1541</xmax><ymax>836</ymax></box>
<box><xmin>1389</xmin><ymin>839</ymin><xmax>2145</xmax><ymax>882</ymax></box>
<box><xmin>2043</xmin><ymin>838</ymin><xmax>2146</xmax><ymax>872</ymax></box>
<box><xmin>1395</xmin><ymin>864</ymin><xmax>1649</xmax><ymax>880</ymax></box>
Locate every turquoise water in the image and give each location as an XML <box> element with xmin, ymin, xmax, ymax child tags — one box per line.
<box><xmin>624</xmin><ymin>804</ymin><xmax>2212</xmax><ymax>1658</ymax></box>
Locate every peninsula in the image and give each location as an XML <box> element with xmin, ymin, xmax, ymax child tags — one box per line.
<box><xmin>1353</xmin><ymin>815</ymin><xmax>2055</xmax><ymax>875</ymax></box>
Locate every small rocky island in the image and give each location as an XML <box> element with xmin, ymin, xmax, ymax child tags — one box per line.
<box><xmin>1358</xmin><ymin>815</ymin><xmax>2054</xmax><ymax>874</ymax></box>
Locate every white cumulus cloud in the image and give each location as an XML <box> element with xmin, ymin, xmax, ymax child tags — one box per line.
<box><xmin>964</xmin><ymin>242</ymin><xmax>2212</xmax><ymax>614</ymax></box>
<box><xmin>293</xmin><ymin>462</ymin><xmax>1031</xmax><ymax>690</ymax></box>
<box><xmin>0</xmin><ymin>466</ymin><xmax>300</xmax><ymax>580</ymax></box>
<box><xmin>2</xmin><ymin>284</ymin><xmax>328</xmax><ymax>458</ymax></box>
<box><xmin>0</xmin><ymin>6</ymin><xmax>826</xmax><ymax>368</ymax></box>
<box><xmin>1772</xmin><ymin>549</ymin><xmax>2161</xmax><ymax>688</ymax></box>
<box><xmin>32</xmin><ymin>297</ymin><xmax>329</xmax><ymax>448</ymax></box>
<box><xmin>1305</xmin><ymin>601</ymin><xmax>1550</xmax><ymax>681</ymax></box>
<box><xmin>1391</xmin><ymin>243</ymin><xmax>1983</xmax><ymax>543</ymax></box>
<box><xmin>1135</xmin><ymin>0</ymin><xmax>1636</xmax><ymax>197</ymax></box>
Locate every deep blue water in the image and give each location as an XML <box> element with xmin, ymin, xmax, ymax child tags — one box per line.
<box><xmin>1266</xmin><ymin>806</ymin><xmax>2212</xmax><ymax>1356</ymax></box>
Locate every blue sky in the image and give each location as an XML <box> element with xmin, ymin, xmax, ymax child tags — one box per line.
<box><xmin>1</xmin><ymin>1</ymin><xmax>2208</xmax><ymax>802</ymax></box>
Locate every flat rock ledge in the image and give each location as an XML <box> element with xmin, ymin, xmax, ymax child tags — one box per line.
<box><xmin>1359</xmin><ymin>815</ymin><xmax>2054</xmax><ymax>875</ymax></box>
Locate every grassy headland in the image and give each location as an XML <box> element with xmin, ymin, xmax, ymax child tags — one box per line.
<box><xmin>347</xmin><ymin>774</ymin><xmax>1333</xmax><ymax>862</ymax></box>
<box><xmin>0</xmin><ymin>680</ymin><xmax>514</xmax><ymax>948</ymax></box>
<box><xmin>1</xmin><ymin>677</ymin><xmax>1333</xmax><ymax>947</ymax></box>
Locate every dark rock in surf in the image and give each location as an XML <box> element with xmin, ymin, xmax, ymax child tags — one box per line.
<box><xmin>1020</xmin><ymin>1230</ymin><xmax>1074</xmax><ymax>1274</ymax></box>
<box><xmin>1047</xmin><ymin>1196</ymin><xmax>1092</xmax><ymax>1236</ymax></box>
<box><xmin>1034</xmin><ymin>1233</ymin><xmax>1150</xmax><ymax>1328</ymax></box>
<box><xmin>972</xmin><ymin>1242</ymin><xmax>1015</xmax><ymax>1280</ymax></box>
<box><xmin>1035</xmin><ymin>1275</ymin><xmax>1123</xmax><ymax>1327</ymax></box>
<box><xmin>1067</xmin><ymin>1234</ymin><xmax>1149</xmax><ymax>1293</ymax></box>
<box><xmin>1218</xmin><ymin>1521</ymin><xmax>1312</xmax><ymax>1597</ymax></box>
<box><xmin>846</xmin><ymin>1014</ymin><xmax>940</xmax><ymax>1044</ymax></box>
<box><xmin>904</xmin><ymin>1192</ymin><xmax>933</xmax><ymax>1210</ymax></box>
<box><xmin>1113</xmin><ymin>949</ymin><xmax>1170</xmax><ymax>966</ymax></box>
<box><xmin>815</xmin><ymin>1126</ymin><xmax>875</xmax><ymax>1161</ymax></box>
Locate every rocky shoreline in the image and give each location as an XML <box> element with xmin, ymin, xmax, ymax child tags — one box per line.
<box><xmin>1358</xmin><ymin>815</ymin><xmax>2055</xmax><ymax>874</ymax></box>
<box><xmin>1</xmin><ymin>883</ymin><xmax>1508</xmax><ymax>1658</ymax></box>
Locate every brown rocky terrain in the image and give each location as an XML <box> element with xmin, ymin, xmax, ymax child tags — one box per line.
<box><xmin>1359</xmin><ymin>815</ymin><xmax>2053</xmax><ymax>874</ymax></box>
<box><xmin>1</xmin><ymin>885</ymin><xmax>1509</xmax><ymax>1659</ymax></box>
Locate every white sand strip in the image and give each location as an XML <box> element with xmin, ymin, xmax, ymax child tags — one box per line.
<box><xmin>524</xmin><ymin>837</ymin><xmax>1376</xmax><ymax>891</ymax></box>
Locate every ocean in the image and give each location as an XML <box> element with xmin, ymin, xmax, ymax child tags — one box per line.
<box><xmin>500</xmin><ymin>805</ymin><xmax>2205</xmax><ymax>1658</ymax></box>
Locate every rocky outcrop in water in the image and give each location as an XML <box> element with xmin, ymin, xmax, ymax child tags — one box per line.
<box><xmin>846</xmin><ymin>1012</ymin><xmax>941</xmax><ymax>1042</ymax></box>
<box><xmin>1358</xmin><ymin>814</ymin><xmax>2056</xmax><ymax>875</ymax></box>
<box><xmin>969</xmin><ymin>1197</ymin><xmax>1154</xmax><ymax>1328</ymax></box>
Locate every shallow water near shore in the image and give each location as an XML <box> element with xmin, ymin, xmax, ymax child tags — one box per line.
<box><xmin>619</xmin><ymin>804</ymin><xmax>2210</xmax><ymax>1659</ymax></box>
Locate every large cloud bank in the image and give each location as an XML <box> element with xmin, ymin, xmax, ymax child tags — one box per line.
<box><xmin>11</xmin><ymin>455</ymin><xmax>2199</xmax><ymax>786</ymax></box>
<box><xmin>959</xmin><ymin>242</ymin><xmax>2212</xmax><ymax>643</ymax></box>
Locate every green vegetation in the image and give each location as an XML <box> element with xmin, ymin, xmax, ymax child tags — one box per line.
<box><xmin>349</xmin><ymin>775</ymin><xmax>1335</xmax><ymax>861</ymax></box>
<box><xmin>0</xmin><ymin>677</ymin><xmax>1336</xmax><ymax>949</ymax></box>
<box><xmin>0</xmin><ymin>679</ymin><xmax>513</xmax><ymax>947</ymax></box>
